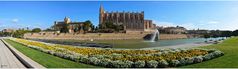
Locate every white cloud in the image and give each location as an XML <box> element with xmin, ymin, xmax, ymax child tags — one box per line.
<box><xmin>0</xmin><ymin>25</ymin><xmax>6</xmax><ymax>28</ymax></box>
<box><xmin>198</xmin><ymin>23</ymin><xmax>206</xmax><ymax>26</ymax></box>
<box><xmin>153</xmin><ymin>20</ymin><xmax>198</xmax><ymax>29</ymax></box>
<box><xmin>153</xmin><ymin>20</ymin><xmax>176</xmax><ymax>27</ymax></box>
<box><xmin>27</xmin><ymin>25</ymin><xmax>41</xmax><ymax>28</ymax></box>
<box><xmin>207</xmin><ymin>21</ymin><xmax>219</xmax><ymax>24</ymax></box>
<box><xmin>218</xmin><ymin>20</ymin><xmax>238</xmax><ymax>31</ymax></box>
<box><xmin>194</xmin><ymin>20</ymin><xmax>238</xmax><ymax>31</ymax></box>
<box><xmin>11</xmin><ymin>19</ymin><xmax>19</xmax><ymax>23</ymax></box>
<box><xmin>180</xmin><ymin>23</ymin><xmax>197</xmax><ymax>30</ymax></box>
<box><xmin>153</xmin><ymin>20</ymin><xmax>237</xmax><ymax>31</ymax></box>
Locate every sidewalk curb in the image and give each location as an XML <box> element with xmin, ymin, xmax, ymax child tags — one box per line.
<box><xmin>1</xmin><ymin>39</ymin><xmax>45</xmax><ymax>68</ymax></box>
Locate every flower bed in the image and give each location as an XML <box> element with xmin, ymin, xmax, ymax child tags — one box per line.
<box><xmin>10</xmin><ymin>38</ymin><xmax>224</xmax><ymax>68</ymax></box>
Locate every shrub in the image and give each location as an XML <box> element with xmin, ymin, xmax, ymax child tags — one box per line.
<box><xmin>208</xmin><ymin>53</ymin><xmax>215</xmax><ymax>59</ymax></box>
<box><xmin>111</xmin><ymin>53</ymin><xmax>123</xmax><ymax>59</ymax></box>
<box><xmin>79</xmin><ymin>57</ymin><xmax>90</xmax><ymax>64</ymax></box>
<box><xmin>146</xmin><ymin>60</ymin><xmax>158</xmax><ymax>68</ymax></box>
<box><xmin>151</xmin><ymin>52</ymin><xmax>162</xmax><ymax>56</ymax></box>
<box><xmin>193</xmin><ymin>56</ymin><xmax>203</xmax><ymax>63</ymax></box>
<box><xmin>92</xmin><ymin>55</ymin><xmax>105</xmax><ymax>59</ymax></box>
<box><xmin>110</xmin><ymin>60</ymin><xmax>124</xmax><ymax>68</ymax></box>
<box><xmin>89</xmin><ymin>57</ymin><xmax>101</xmax><ymax>65</ymax></box>
<box><xmin>68</xmin><ymin>55</ymin><xmax>76</xmax><ymax>61</ymax></box>
<box><xmin>48</xmin><ymin>50</ymin><xmax>55</xmax><ymax>55</ymax></box>
<box><xmin>212</xmin><ymin>51</ymin><xmax>224</xmax><ymax>57</ymax></box>
<box><xmin>170</xmin><ymin>60</ymin><xmax>180</xmax><ymax>67</ymax></box>
<box><xmin>203</xmin><ymin>54</ymin><xmax>212</xmax><ymax>60</ymax></box>
<box><xmin>184</xmin><ymin>57</ymin><xmax>194</xmax><ymax>64</ymax></box>
<box><xmin>134</xmin><ymin>61</ymin><xmax>145</xmax><ymax>68</ymax></box>
<box><xmin>53</xmin><ymin>52</ymin><xmax>65</xmax><ymax>58</ymax></box>
<box><xmin>122</xmin><ymin>60</ymin><xmax>134</xmax><ymax>68</ymax></box>
<box><xmin>63</xmin><ymin>54</ymin><xmax>72</xmax><ymax>60</ymax></box>
<box><xmin>157</xmin><ymin>59</ymin><xmax>169</xmax><ymax>67</ymax></box>
<box><xmin>98</xmin><ymin>58</ymin><xmax>111</xmax><ymax>67</ymax></box>
<box><xmin>178</xmin><ymin>58</ymin><xmax>186</xmax><ymax>66</ymax></box>
<box><xmin>75</xmin><ymin>54</ymin><xmax>87</xmax><ymax>62</ymax></box>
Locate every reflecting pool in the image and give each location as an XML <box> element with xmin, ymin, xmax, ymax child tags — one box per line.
<box><xmin>31</xmin><ymin>37</ymin><xmax>225</xmax><ymax>49</ymax></box>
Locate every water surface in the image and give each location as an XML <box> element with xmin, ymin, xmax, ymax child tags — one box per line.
<box><xmin>32</xmin><ymin>37</ymin><xmax>223</xmax><ymax>49</ymax></box>
<box><xmin>83</xmin><ymin>38</ymin><xmax>206</xmax><ymax>49</ymax></box>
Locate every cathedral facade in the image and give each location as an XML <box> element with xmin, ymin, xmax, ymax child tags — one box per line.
<box><xmin>99</xmin><ymin>5</ymin><xmax>156</xmax><ymax>31</ymax></box>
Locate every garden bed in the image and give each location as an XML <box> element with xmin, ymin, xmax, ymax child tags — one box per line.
<box><xmin>27</xmin><ymin>38</ymin><xmax>112</xmax><ymax>48</ymax></box>
<box><xmin>10</xmin><ymin>38</ymin><xmax>224</xmax><ymax>68</ymax></box>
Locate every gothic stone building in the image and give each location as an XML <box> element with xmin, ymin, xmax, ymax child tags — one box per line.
<box><xmin>99</xmin><ymin>5</ymin><xmax>156</xmax><ymax>32</ymax></box>
<box><xmin>52</xmin><ymin>17</ymin><xmax>86</xmax><ymax>33</ymax></box>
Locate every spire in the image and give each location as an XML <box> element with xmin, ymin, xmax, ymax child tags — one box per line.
<box><xmin>100</xmin><ymin>4</ymin><xmax>104</xmax><ymax>13</ymax></box>
<box><xmin>99</xmin><ymin>4</ymin><xmax>104</xmax><ymax>24</ymax></box>
<box><xmin>100</xmin><ymin>4</ymin><xmax>103</xmax><ymax>9</ymax></box>
<box><xmin>64</xmin><ymin>16</ymin><xmax>68</xmax><ymax>20</ymax></box>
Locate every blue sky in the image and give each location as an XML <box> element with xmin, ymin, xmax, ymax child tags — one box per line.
<box><xmin>0</xmin><ymin>1</ymin><xmax>238</xmax><ymax>30</ymax></box>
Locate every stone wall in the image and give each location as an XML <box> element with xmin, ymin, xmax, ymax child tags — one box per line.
<box><xmin>24</xmin><ymin>32</ymin><xmax>188</xmax><ymax>40</ymax></box>
<box><xmin>159</xmin><ymin>34</ymin><xmax>188</xmax><ymax>40</ymax></box>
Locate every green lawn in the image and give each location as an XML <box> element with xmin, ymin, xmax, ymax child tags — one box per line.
<box><xmin>182</xmin><ymin>37</ymin><xmax>238</xmax><ymax>68</ymax></box>
<box><xmin>4</xmin><ymin>39</ymin><xmax>98</xmax><ymax>68</ymax></box>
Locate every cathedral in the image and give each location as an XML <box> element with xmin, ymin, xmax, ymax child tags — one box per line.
<box><xmin>52</xmin><ymin>5</ymin><xmax>156</xmax><ymax>33</ymax></box>
<box><xmin>99</xmin><ymin>5</ymin><xmax>156</xmax><ymax>32</ymax></box>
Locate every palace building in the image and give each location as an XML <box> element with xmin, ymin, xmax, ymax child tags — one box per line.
<box><xmin>99</xmin><ymin>5</ymin><xmax>156</xmax><ymax>32</ymax></box>
<box><xmin>52</xmin><ymin>17</ymin><xmax>87</xmax><ymax>33</ymax></box>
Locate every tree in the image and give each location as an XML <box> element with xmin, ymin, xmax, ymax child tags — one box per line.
<box><xmin>105</xmin><ymin>22</ymin><xmax>115</xmax><ymax>29</ymax></box>
<box><xmin>114</xmin><ymin>25</ymin><xmax>124</xmax><ymax>32</ymax></box>
<box><xmin>232</xmin><ymin>30</ymin><xmax>238</xmax><ymax>36</ymax></box>
<box><xmin>83</xmin><ymin>20</ymin><xmax>93</xmax><ymax>32</ymax></box>
<box><xmin>91</xmin><ymin>25</ymin><xmax>95</xmax><ymax>32</ymax></box>
<box><xmin>44</xmin><ymin>28</ymin><xmax>55</xmax><ymax>31</ymax></box>
<box><xmin>32</xmin><ymin>28</ymin><xmax>42</xmax><ymax>33</ymax></box>
<box><xmin>12</xmin><ymin>29</ymin><xmax>31</xmax><ymax>38</ymax></box>
<box><xmin>204</xmin><ymin>33</ymin><xmax>211</xmax><ymax>42</ymax></box>
<box><xmin>221</xmin><ymin>31</ymin><xmax>232</xmax><ymax>37</ymax></box>
<box><xmin>98</xmin><ymin>21</ymin><xmax>125</xmax><ymax>33</ymax></box>
<box><xmin>99</xmin><ymin>24</ymin><xmax>106</xmax><ymax>29</ymax></box>
<box><xmin>60</xmin><ymin>23</ymin><xmax>69</xmax><ymax>33</ymax></box>
<box><xmin>95</xmin><ymin>26</ymin><xmax>99</xmax><ymax>31</ymax></box>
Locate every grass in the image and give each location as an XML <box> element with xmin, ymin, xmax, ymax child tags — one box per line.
<box><xmin>4</xmin><ymin>39</ymin><xmax>98</xmax><ymax>68</ymax></box>
<box><xmin>182</xmin><ymin>37</ymin><xmax>238</xmax><ymax>68</ymax></box>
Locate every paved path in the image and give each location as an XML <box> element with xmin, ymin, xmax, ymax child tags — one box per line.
<box><xmin>0</xmin><ymin>40</ymin><xmax>25</xmax><ymax>68</ymax></box>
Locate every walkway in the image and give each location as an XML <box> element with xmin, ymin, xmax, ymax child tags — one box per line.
<box><xmin>0</xmin><ymin>40</ymin><xmax>25</xmax><ymax>68</ymax></box>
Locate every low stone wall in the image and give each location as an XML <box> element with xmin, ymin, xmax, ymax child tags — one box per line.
<box><xmin>159</xmin><ymin>34</ymin><xmax>188</xmax><ymax>40</ymax></box>
<box><xmin>24</xmin><ymin>33</ymin><xmax>188</xmax><ymax>40</ymax></box>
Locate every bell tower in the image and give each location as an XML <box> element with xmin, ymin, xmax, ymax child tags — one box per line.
<box><xmin>99</xmin><ymin>4</ymin><xmax>104</xmax><ymax>24</ymax></box>
<box><xmin>64</xmin><ymin>17</ymin><xmax>71</xmax><ymax>24</ymax></box>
